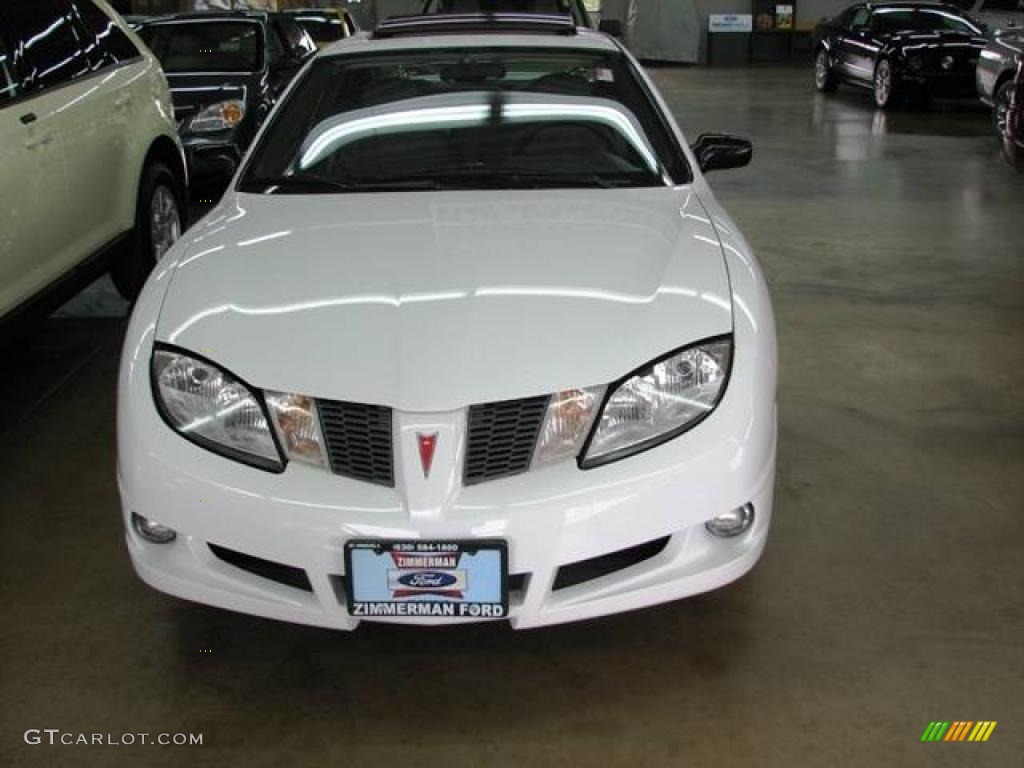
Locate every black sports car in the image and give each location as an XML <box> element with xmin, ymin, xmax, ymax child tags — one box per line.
<box><xmin>137</xmin><ymin>11</ymin><xmax>316</xmax><ymax>187</ymax></box>
<box><xmin>813</xmin><ymin>2</ymin><xmax>986</xmax><ymax>108</ymax></box>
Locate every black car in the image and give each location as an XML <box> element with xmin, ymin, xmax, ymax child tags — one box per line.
<box><xmin>976</xmin><ymin>31</ymin><xmax>1023</xmax><ymax>136</ymax></box>
<box><xmin>137</xmin><ymin>11</ymin><xmax>316</xmax><ymax>186</ymax></box>
<box><xmin>1003</xmin><ymin>59</ymin><xmax>1024</xmax><ymax>168</ymax></box>
<box><xmin>813</xmin><ymin>2</ymin><xmax>986</xmax><ymax>108</ymax></box>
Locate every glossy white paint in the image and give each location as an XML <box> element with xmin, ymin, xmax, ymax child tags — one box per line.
<box><xmin>0</xmin><ymin>2</ymin><xmax>181</xmax><ymax>318</ymax></box>
<box><xmin>118</xmin><ymin>30</ymin><xmax>777</xmax><ymax>629</ymax></box>
<box><xmin>158</xmin><ymin>188</ymin><xmax>732</xmax><ymax>411</ymax></box>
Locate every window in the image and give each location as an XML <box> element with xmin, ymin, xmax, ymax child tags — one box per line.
<box><xmin>871</xmin><ymin>7</ymin><xmax>981</xmax><ymax>33</ymax></box>
<box><xmin>273</xmin><ymin>17</ymin><xmax>316</xmax><ymax>58</ymax></box>
<box><xmin>294</xmin><ymin>15</ymin><xmax>346</xmax><ymax>45</ymax></box>
<box><xmin>240</xmin><ymin>49</ymin><xmax>690</xmax><ymax>193</ymax></box>
<box><xmin>73</xmin><ymin>0</ymin><xmax>139</xmax><ymax>66</ymax></box>
<box><xmin>137</xmin><ymin>21</ymin><xmax>264</xmax><ymax>74</ymax></box>
<box><xmin>848</xmin><ymin>8</ymin><xmax>870</xmax><ymax>28</ymax></box>
<box><xmin>0</xmin><ymin>35</ymin><xmax>19</xmax><ymax>105</ymax></box>
<box><xmin>980</xmin><ymin>0</ymin><xmax>1021</xmax><ymax>11</ymax></box>
<box><xmin>2</xmin><ymin>0</ymin><xmax>92</xmax><ymax>92</ymax></box>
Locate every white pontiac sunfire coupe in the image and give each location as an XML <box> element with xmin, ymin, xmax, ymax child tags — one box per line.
<box><xmin>118</xmin><ymin>13</ymin><xmax>777</xmax><ymax>629</ymax></box>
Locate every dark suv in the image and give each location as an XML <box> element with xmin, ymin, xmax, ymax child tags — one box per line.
<box><xmin>137</xmin><ymin>11</ymin><xmax>316</xmax><ymax>187</ymax></box>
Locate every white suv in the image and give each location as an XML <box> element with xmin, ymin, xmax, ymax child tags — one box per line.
<box><xmin>0</xmin><ymin>0</ymin><xmax>186</xmax><ymax>325</ymax></box>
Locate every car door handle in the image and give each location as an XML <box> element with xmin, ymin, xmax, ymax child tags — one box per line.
<box><xmin>25</xmin><ymin>133</ymin><xmax>53</xmax><ymax>149</ymax></box>
<box><xmin>115</xmin><ymin>93</ymin><xmax>131</xmax><ymax>110</ymax></box>
<box><xmin>20</xmin><ymin>112</ymin><xmax>37</xmax><ymax>125</ymax></box>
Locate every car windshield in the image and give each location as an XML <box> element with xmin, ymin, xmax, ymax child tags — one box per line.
<box><xmin>294</xmin><ymin>14</ymin><xmax>345</xmax><ymax>44</ymax></box>
<box><xmin>138</xmin><ymin>21</ymin><xmax>264</xmax><ymax>73</ymax></box>
<box><xmin>872</xmin><ymin>8</ymin><xmax>981</xmax><ymax>33</ymax></box>
<box><xmin>239</xmin><ymin>49</ymin><xmax>688</xmax><ymax>194</ymax></box>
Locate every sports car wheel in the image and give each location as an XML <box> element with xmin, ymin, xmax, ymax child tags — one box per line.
<box><xmin>815</xmin><ymin>48</ymin><xmax>838</xmax><ymax>92</ymax></box>
<box><xmin>993</xmin><ymin>80</ymin><xmax>1013</xmax><ymax>139</ymax></box>
<box><xmin>874</xmin><ymin>59</ymin><xmax>897</xmax><ymax>110</ymax></box>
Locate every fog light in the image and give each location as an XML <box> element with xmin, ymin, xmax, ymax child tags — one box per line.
<box><xmin>132</xmin><ymin>512</ymin><xmax>176</xmax><ymax>544</ymax></box>
<box><xmin>705</xmin><ymin>504</ymin><xmax>754</xmax><ymax>538</ymax></box>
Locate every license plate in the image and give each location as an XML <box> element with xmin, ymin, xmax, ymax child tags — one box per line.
<box><xmin>344</xmin><ymin>540</ymin><xmax>508</xmax><ymax>620</ymax></box>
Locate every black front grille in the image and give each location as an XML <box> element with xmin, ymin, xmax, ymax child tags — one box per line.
<box><xmin>209</xmin><ymin>544</ymin><xmax>313</xmax><ymax>592</ymax></box>
<box><xmin>464</xmin><ymin>395</ymin><xmax>549</xmax><ymax>485</ymax></box>
<box><xmin>318</xmin><ymin>400</ymin><xmax>394</xmax><ymax>487</ymax></box>
<box><xmin>553</xmin><ymin>537</ymin><xmax>671</xmax><ymax>591</ymax></box>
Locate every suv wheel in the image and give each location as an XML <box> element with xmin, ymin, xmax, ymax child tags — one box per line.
<box><xmin>111</xmin><ymin>162</ymin><xmax>184</xmax><ymax>301</ymax></box>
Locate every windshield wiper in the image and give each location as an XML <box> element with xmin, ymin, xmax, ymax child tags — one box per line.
<box><xmin>241</xmin><ymin>173</ymin><xmax>441</xmax><ymax>194</ymax></box>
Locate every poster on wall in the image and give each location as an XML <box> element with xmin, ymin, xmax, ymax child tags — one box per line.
<box><xmin>775</xmin><ymin>5</ymin><xmax>794</xmax><ymax>29</ymax></box>
<box><xmin>708</xmin><ymin>14</ymin><xmax>753</xmax><ymax>32</ymax></box>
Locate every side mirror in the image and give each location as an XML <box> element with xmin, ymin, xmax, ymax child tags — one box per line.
<box><xmin>690</xmin><ymin>134</ymin><xmax>753</xmax><ymax>173</ymax></box>
<box><xmin>599</xmin><ymin>19</ymin><xmax>624</xmax><ymax>37</ymax></box>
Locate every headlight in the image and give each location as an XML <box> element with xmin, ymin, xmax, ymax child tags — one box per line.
<box><xmin>265</xmin><ymin>392</ymin><xmax>327</xmax><ymax>468</ymax></box>
<box><xmin>152</xmin><ymin>348</ymin><xmax>283</xmax><ymax>471</ymax></box>
<box><xmin>188</xmin><ymin>100</ymin><xmax>245</xmax><ymax>133</ymax></box>
<box><xmin>581</xmin><ymin>337</ymin><xmax>732</xmax><ymax>468</ymax></box>
<box><xmin>532</xmin><ymin>386</ymin><xmax>605</xmax><ymax>469</ymax></box>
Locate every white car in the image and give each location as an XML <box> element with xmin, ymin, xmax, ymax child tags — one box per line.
<box><xmin>118</xmin><ymin>14</ymin><xmax>777</xmax><ymax>629</ymax></box>
<box><xmin>0</xmin><ymin>0</ymin><xmax>186</xmax><ymax>322</ymax></box>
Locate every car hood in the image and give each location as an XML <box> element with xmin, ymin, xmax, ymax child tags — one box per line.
<box><xmin>156</xmin><ymin>188</ymin><xmax>734</xmax><ymax>412</ymax></box>
<box><xmin>888</xmin><ymin>30</ymin><xmax>987</xmax><ymax>49</ymax></box>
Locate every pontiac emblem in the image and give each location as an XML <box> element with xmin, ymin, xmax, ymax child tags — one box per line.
<box><xmin>417</xmin><ymin>433</ymin><xmax>438</xmax><ymax>478</ymax></box>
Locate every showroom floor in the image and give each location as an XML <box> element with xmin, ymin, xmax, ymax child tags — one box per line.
<box><xmin>1</xmin><ymin>66</ymin><xmax>1021</xmax><ymax>767</ymax></box>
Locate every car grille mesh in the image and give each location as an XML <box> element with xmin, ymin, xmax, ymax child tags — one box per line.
<box><xmin>318</xmin><ymin>400</ymin><xmax>395</xmax><ymax>487</ymax></box>
<box><xmin>316</xmin><ymin>395</ymin><xmax>550</xmax><ymax>488</ymax></box>
<box><xmin>464</xmin><ymin>396</ymin><xmax>549</xmax><ymax>485</ymax></box>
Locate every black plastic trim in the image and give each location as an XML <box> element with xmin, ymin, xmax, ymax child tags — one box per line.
<box><xmin>209</xmin><ymin>544</ymin><xmax>312</xmax><ymax>591</ymax></box>
<box><xmin>578</xmin><ymin>334</ymin><xmax>734</xmax><ymax>470</ymax></box>
<box><xmin>150</xmin><ymin>342</ymin><xmax>287</xmax><ymax>473</ymax></box>
<box><xmin>553</xmin><ymin>536</ymin><xmax>670</xmax><ymax>591</ymax></box>
<box><xmin>374</xmin><ymin>13</ymin><xmax>578</xmax><ymax>39</ymax></box>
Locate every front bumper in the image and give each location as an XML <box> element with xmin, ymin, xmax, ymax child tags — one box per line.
<box><xmin>181</xmin><ymin>135</ymin><xmax>242</xmax><ymax>186</ymax></box>
<box><xmin>119</xmin><ymin>357</ymin><xmax>776</xmax><ymax>631</ymax></box>
<box><xmin>900</xmin><ymin>70</ymin><xmax>977</xmax><ymax>98</ymax></box>
<box><xmin>120</xmin><ymin>432</ymin><xmax>775</xmax><ymax>630</ymax></box>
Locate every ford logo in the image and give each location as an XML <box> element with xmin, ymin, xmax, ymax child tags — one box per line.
<box><xmin>399</xmin><ymin>572</ymin><xmax>457</xmax><ymax>588</ymax></box>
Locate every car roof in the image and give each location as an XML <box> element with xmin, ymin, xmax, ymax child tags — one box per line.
<box><xmin>140</xmin><ymin>11</ymin><xmax>269</xmax><ymax>24</ymax></box>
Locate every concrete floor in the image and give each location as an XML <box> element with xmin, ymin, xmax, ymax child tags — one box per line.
<box><xmin>1</xmin><ymin>66</ymin><xmax>1022</xmax><ymax>767</ymax></box>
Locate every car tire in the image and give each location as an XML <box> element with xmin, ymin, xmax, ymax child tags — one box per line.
<box><xmin>873</xmin><ymin>59</ymin><xmax>899</xmax><ymax>110</ymax></box>
<box><xmin>814</xmin><ymin>48</ymin><xmax>839</xmax><ymax>92</ymax></box>
<box><xmin>993</xmin><ymin>79</ymin><xmax>1014</xmax><ymax>139</ymax></box>
<box><xmin>111</xmin><ymin>162</ymin><xmax>185</xmax><ymax>301</ymax></box>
